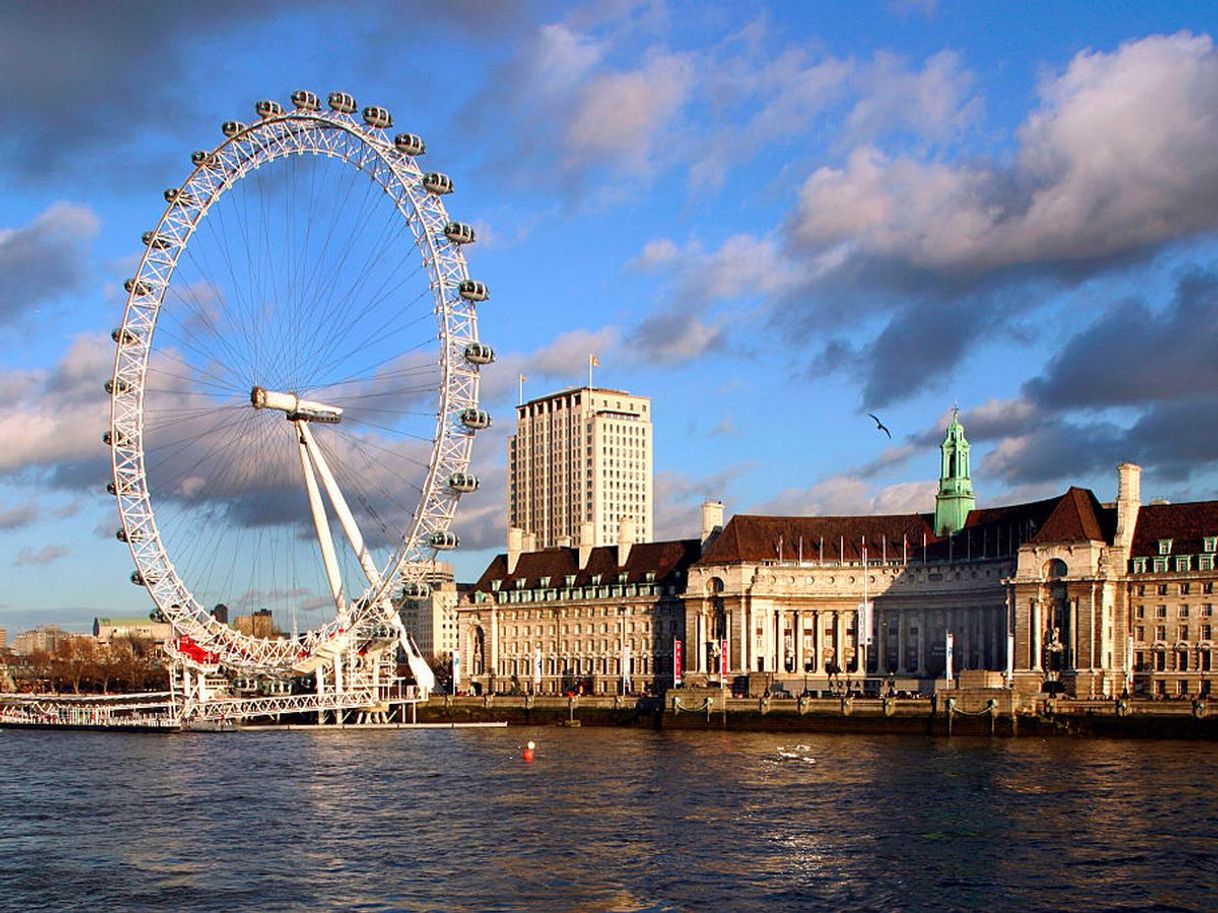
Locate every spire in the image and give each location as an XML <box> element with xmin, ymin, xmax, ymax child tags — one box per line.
<box><xmin>934</xmin><ymin>406</ymin><xmax>975</xmax><ymax>537</ymax></box>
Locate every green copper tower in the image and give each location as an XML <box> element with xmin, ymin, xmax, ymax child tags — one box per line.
<box><xmin>934</xmin><ymin>407</ymin><xmax>975</xmax><ymax>536</ymax></box>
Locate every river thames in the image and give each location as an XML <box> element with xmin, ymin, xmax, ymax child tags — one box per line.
<box><xmin>1</xmin><ymin>727</ymin><xmax>1213</xmax><ymax>912</ymax></box>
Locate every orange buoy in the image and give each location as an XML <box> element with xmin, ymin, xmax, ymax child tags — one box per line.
<box><xmin>522</xmin><ymin>740</ymin><xmax>535</xmax><ymax>763</ymax></box>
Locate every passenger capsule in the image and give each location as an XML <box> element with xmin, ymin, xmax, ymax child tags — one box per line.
<box><xmin>255</xmin><ymin>99</ymin><xmax>283</xmax><ymax>119</ymax></box>
<box><xmin>447</xmin><ymin>471</ymin><xmax>480</xmax><ymax>493</ymax></box>
<box><xmin>130</xmin><ymin>570</ymin><xmax>159</xmax><ymax>586</ymax></box>
<box><xmin>222</xmin><ymin>120</ymin><xmax>247</xmax><ymax>138</ymax></box>
<box><xmin>104</xmin><ymin>379</ymin><xmax>130</xmax><ymax>395</ymax></box>
<box><xmin>394</xmin><ymin>133</ymin><xmax>425</xmax><ymax>155</ymax></box>
<box><xmin>362</xmin><ymin>105</ymin><xmax>392</xmax><ymax>129</ymax></box>
<box><xmin>328</xmin><ymin>91</ymin><xmax>357</xmax><ymax>113</ymax></box>
<box><xmin>402</xmin><ymin>581</ymin><xmax>432</xmax><ymax>599</ymax></box>
<box><xmin>149</xmin><ymin>608</ymin><xmax>166</xmax><ymax>623</ymax></box>
<box><xmin>163</xmin><ymin>188</ymin><xmax>197</xmax><ymax>206</ymax></box>
<box><xmin>115</xmin><ymin>527</ymin><xmax>144</xmax><ymax>543</ymax></box>
<box><xmin>102</xmin><ymin>430</ymin><xmax>127</xmax><ymax>446</ymax></box>
<box><xmin>191</xmin><ymin>150</ymin><xmax>220</xmax><ymax>169</ymax></box>
<box><xmin>124</xmin><ymin>278</ymin><xmax>152</xmax><ymax>297</ymax></box>
<box><xmin>458</xmin><ymin>279</ymin><xmax>488</xmax><ymax>302</ymax></box>
<box><xmin>463</xmin><ymin>342</ymin><xmax>495</xmax><ymax>365</ymax></box>
<box><xmin>444</xmin><ymin>221</ymin><xmax>476</xmax><ymax>245</ymax></box>
<box><xmin>291</xmin><ymin>89</ymin><xmax>321</xmax><ymax>111</ymax></box>
<box><xmin>459</xmin><ymin>407</ymin><xmax>491</xmax><ymax>430</ymax></box>
<box><xmin>428</xmin><ymin>531</ymin><xmax>460</xmax><ymax>550</ymax></box>
<box><xmin>111</xmin><ymin>327</ymin><xmax>139</xmax><ymax>346</ymax></box>
<box><xmin>422</xmin><ymin>172</ymin><xmax>453</xmax><ymax>195</ymax></box>
<box><xmin>141</xmin><ymin>231</ymin><xmax>170</xmax><ymax>249</ymax></box>
<box><xmin>106</xmin><ymin>481</ymin><xmax>117</xmax><ymax>495</ymax></box>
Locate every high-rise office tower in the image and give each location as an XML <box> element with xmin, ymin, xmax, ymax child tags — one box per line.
<box><xmin>508</xmin><ymin>387</ymin><xmax>653</xmax><ymax>548</ymax></box>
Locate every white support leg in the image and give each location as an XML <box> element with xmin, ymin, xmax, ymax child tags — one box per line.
<box><xmin>296</xmin><ymin>422</ymin><xmax>346</xmax><ymax>619</ymax></box>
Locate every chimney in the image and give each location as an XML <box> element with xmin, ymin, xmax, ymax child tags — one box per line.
<box><xmin>617</xmin><ymin>516</ymin><xmax>635</xmax><ymax>567</ymax></box>
<box><xmin>507</xmin><ymin>526</ymin><xmax>523</xmax><ymax>574</ymax></box>
<box><xmin>579</xmin><ymin>520</ymin><xmax>595</xmax><ymax>570</ymax></box>
<box><xmin>522</xmin><ymin>531</ymin><xmax>538</xmax><ymax>553</ymax></box>
<box><xmin>1115</xmin><ymin>463</ymin><xmax>1142</xmax><ymax>552</ymax></box>
<box><xmin>556</xmin><ymin>534</ymin><xmax>572</xmax><ymax>548</ymax></box>
<box><xmin>701</xmin><ymin>500</ymin><xmax>724</xmax><ymax>553</ymax></box>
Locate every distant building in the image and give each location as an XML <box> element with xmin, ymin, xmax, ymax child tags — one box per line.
<box><xmin>12</xmin><ymin>625</ymin><xmax>75</xmax><ymax>655</ymax></box>
<box><xmin>0</xmin><ymin>626</ymin><xmax>7</xmax><ymax>650</ymax></box>
<box><xmin>93</xmin><ymin>617</ymin><xmax>172</xmax><ymax>646</ymax></box>
<box><xmin>233</xmin><ymin>609</ymin><xmax>278</xmax><ymax>639</ymax></box>
<box><xmin>508</xmin><ymin>386</ymin><xmax>653</xmax><ymax>548</ymax></box>
<box><xmin>397</xmin><ymin>562</ymin><xmax>463</xmax><ymax>661</ymax></box>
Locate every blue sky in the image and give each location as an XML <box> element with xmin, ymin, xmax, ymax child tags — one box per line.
<box><xmin>4</xmin><ymin>0</ymin><xmax>1218</xmax><ymax>633</ymax></box>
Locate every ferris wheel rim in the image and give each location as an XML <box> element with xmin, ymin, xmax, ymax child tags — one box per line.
<box><xmin>106</xmin><ymin>96</ymin><xmax>486</xmax><ymax>672</ymax></box>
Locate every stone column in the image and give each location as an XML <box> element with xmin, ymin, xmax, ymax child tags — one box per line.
<box><xmin>1031</xmin><ymin>599</ymin><xmax>1042</xmax><ymax>672</ymax></box>
<box><xmin>794</xmin><ymin>609</ymin><xmax>804</xmax><ymax>674</ymax></box>
<box><xmin>696</xmin><ymin>609</ymin><xmax>706</xmax><ymax>673</ymax></box>
<box><xmin>874</xmin><ymin>609</ymin><xmax>886</xmax><ymax>674</ymax></box>
<box><xmin>813</xmin><ymin>609</ymin><xmax>824</xmax><ymax>675</ymax></box>
<box><xmin>834</xmin><ymin>610</ymin><xmax>846</xmax><ymax>674</ymax></box>
<box><xmin>897</xmin><ymin>611</ymin><xmax>908</xmax><ymax>675</ymax></box>
<box><xmin>916</xmin><ymin>610</ymin><xmax>928</xmax><ymax>676</ymax></box>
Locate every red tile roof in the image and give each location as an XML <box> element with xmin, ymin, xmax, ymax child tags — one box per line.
<box><xmin>697</xmin><ymin>514</ymin><xmax>937</xmax><ymax>565</ymax></box>
<box><xmin>1131</xmin><ymin>501</ymin><xmax>1218</xmax><ymax>558</ymax></box>
<box><xmin>1028</xmin><ymin>487</ymin><xmax>1115</xmax><ymax>545</ymax></box>
<box><xmin>471</xmin><ymin>538</ymin><xmax>702</xmax><ymax>592</ymax></box>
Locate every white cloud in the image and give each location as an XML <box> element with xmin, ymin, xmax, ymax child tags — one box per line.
<box><xmin>844</xmin><ymin>50</ymin><xmax>979</xmax><ymax>146</ymax></box>
<box><xmin>565</xmin><ymin>53</ymin><xmax>693</xmax><ymax>169</ymax></box>
<box><xmin>749</xmin><ymin>475</ymin><xmax>937</xmax><ymax>517</ymax></box>
<box><xmin>14</xmin><ymin>544</ymin><xmax>70</xmax><ymax>566</ymax></box>
<box><xmin>790</xmin><ymin>33</ymin><xmax>1218</xmax><ymax>280</ymax></box>
<box><xmin>627</xmin><ymin>238</ymin><xmax>679</xmax><ymax>271</ymax></box>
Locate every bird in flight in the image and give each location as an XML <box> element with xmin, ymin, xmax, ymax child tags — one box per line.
<box><xmin>867</xmin><ymin>413</ymin><xmax>891</xmax><ymax>439</ymax></box>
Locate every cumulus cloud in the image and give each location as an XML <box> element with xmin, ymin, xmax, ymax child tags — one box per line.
<box><xmin>790</xmin><ymin>32</ymin><xmax>1218</xmax><ymax>285</ymax></box>
<box><xmin>0</xmin><ymin>203</ymin><xmax>99</xmax><ymax>325</ymax></box>
<box><xmin>749</xmin><ymin>475</ymin><xmax>937</xmax><ymax>517</ymax></box>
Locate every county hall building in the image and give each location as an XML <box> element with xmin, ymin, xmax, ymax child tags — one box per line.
<box><xmin>457</xmin><ymin>408</ymin><xmax>1218</xmax><ymax>700</ymax></box>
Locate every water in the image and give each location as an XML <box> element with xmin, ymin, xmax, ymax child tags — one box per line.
<box><xmin>1</xmin><ymin>726</ymin><xmax>1214</xmax><ymax>912</ymax></box>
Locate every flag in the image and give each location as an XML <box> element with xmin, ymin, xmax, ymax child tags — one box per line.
<box><xmin>519</xmin><ymin>373</ymin><xmax>527</xmax><ymax>383</ymax></box>
<box><xmin>590</xmin><ymin>354</ymin><xmax>599</xmax><ymax>367</ymax></box>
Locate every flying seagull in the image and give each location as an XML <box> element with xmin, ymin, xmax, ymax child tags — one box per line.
<box><xmin>867</xmin><ymin>413</ymin><xmax>892</xmax><ymax>439</ymax></box>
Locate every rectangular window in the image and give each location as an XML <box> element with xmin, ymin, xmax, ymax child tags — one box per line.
<box><xmin>1177</xmin><ymin>557</ymin><xmax>1193</xmax><ymax>573</ymax></box>
<box><xmin>1205</xmin><ymin>536</ymin><xmax>1217</xmax><ymax>553</ymax></box>
<box><xmin>1201</xmin><ymin>556</ymin><xmax>1214</xmax><ymax>572</ymax></box>
<box><xmin>1132</xmin><ymin>557</ymin><xmax>1148</xmax><ymax>574</ymax></box>
<box><xmin>1180</xmin><ymin>605</ymin><xmax>1191</xmax><ymax>618</ymax></box>
<box><xmin>1159</xmin><ymin>539</ymin><xmax>1173</xmax><ymax>555</ymax></box>
<box><xmin>1154</xmin><ymin>558</ymin><xmax>1169</xmax><ymax>574</ymax></box>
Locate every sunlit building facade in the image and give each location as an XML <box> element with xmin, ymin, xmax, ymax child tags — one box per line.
<box><xmin>508</xmin><ymin>387</ymin><xmax>653</xmax><ymax>548</ymax></box>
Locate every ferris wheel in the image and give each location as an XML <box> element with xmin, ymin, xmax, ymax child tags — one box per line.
<box><xmin>106</xmin><ymin>90</ymin><xmax>493</xmax><ymax>680</ymax></box>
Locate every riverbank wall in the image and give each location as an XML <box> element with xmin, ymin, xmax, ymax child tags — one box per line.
<box><xmin>414</xmin><ymin>688</ymin><xmax>1218</xmax><ymax>739</ymax></box>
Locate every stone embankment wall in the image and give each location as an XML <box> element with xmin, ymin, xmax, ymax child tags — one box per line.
<box><xmin>415</xmin><ymin>689</ymin><xmax>1218</xmax><ymax>739</ymax></box>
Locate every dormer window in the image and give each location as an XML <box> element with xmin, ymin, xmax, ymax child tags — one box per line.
<box><xmin>644</xmin><ymin>571</ymin><xmax>656</xmax><ymax>583</ymax></box>
<box><xmin>618</xmin><ymin>571</ymin><xmax>629</xmax><ymax>584</ymax></box>
<box><xmin>515</xmin><ymin>578</ymin><xmax>526</xmax><ymax>589</ymax></box>
<box><xmin>591</xmin><ymin>574</ymin><xmax>602</xmax><ymax>585</ymax></box>
<box><xmin>1154</xmin><ymin>557</ymin><xmax>1169</xmax><ymax>573</ymax></box>
<box><xmin>1205</xmin><ymin>537</ymin><xmax>1217</xmax><ymax>554</ymax></box>
<box><xmin>1176</xmin><ymin>555</ymin><xmax>1193</xmax><ymax>573</ymax></box>
<box><xmin>1201</xmin><ymin>555</ymin><xmax>1214</xmax><ymax>572</ymax></box>
<box><xmin>490</xmin><ymin>579</ymin><xmax>502</xmax><ymax>592</ymax></box>
<box><xmin>540</xmin><ymin>576</ymin><xmax>551</xmax><ymax>588</ymax></box>
<box><xmin>565</xmin><ymin>575</ymin><xmax>576</xmax><ymax>587</ymax></box>
<box><xmin>1159</xmin><ymin>539</ymin><xmax>1173</xmax><ymax>556</ymax></box>
<box><xmin>1132</xmin><ymin>557</ymin><xmax>1148</xmax><ymax>574</ymax></box>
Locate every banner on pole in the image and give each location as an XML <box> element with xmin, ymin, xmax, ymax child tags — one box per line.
<box><xmin>945</xmin><ymin>631</ymin><xmax>955</xmax><ymax>682</ymax></box>
<box><xmin>622</xmin><ymin>643</ymin><xmax>632</xmax><ymax>694</ymax></box>
<box><xmin>721</xmin><ymin>637</ymin><xmax>729</xmax><ymax>679</ymax></box>
<box><xmin>452</xmin><ymin>650</ymin><xmax>461</xmax><ymax>692</ymax></box>
<box><xmin>858</xmin><ymin>601</ymin><xmax>874</xmax><ymax>646</ymax></box>
<box><xmin>533</xmin><ymin>646</ymin><xmax>542</xmax><ymax>685</ymax></box>
<box><xmin>673</xmin><ymin>638</ymin><xmax>683</xmax><ymax>686</ymax></box>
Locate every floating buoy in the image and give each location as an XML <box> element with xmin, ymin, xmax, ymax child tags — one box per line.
<box><xmin>522</xmin><ymin>740</ymin><xmax>535</xmax><ymax>763</ymax></box>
